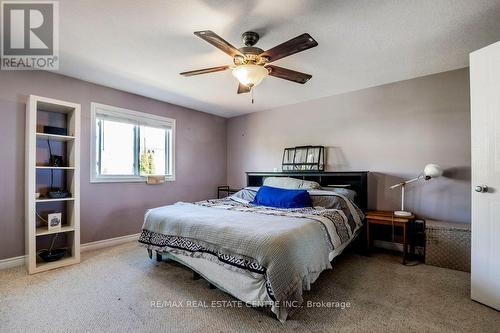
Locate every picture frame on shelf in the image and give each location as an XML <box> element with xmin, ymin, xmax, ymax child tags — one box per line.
<box><xmin>47</xmin><ymin>212</ymin><xmax>62</xmax><ymax>231</ymax></box>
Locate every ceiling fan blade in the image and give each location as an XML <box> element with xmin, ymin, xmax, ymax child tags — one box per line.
<box><xmin>237</xmin><ymin>83</ymin><xmax>251</xmax><ymax>94</ymax></box>
<box><xmin>266</xmin><ymin>65</ymin><xmax>312</xmax><ymax>84</ymax></box>
<box><xmin>260</xmin><ymin>33</ymin><xmax>318</xmax><ymax>63</ymax></box>
<box><xmin>180</xmin><ymin>65</ymin><xmax>230</xmax><ymax>77</ymax></box>
<box><xmin>194</xmin><ymin>30</ymin><xmax>244</xmax><ymax>58</ymax></box>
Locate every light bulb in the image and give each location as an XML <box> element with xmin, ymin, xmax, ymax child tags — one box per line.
<box><xmin>423</xmin><ymin>164</ymin><xmax>443</xmax><ymax>179</ymax></box>
<box><xmin>232</xmin><ymin>64</ymin><xmax>268</xmax><ymax>87</ymax></box>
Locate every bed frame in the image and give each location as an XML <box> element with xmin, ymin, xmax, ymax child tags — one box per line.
<box><xmin>246</xmin><ymin>171</ymin><xmax>369</xmax><ymax>212</ymax></box>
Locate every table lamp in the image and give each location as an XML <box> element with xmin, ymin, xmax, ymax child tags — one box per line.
<box><xmin>389</xmin><ymin>164</ymin><xmax>443</xmax><ymax>217</ymax></box>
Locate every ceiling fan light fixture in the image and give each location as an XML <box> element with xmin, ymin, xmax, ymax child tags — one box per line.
<box><xmin>232</xmin><ymin>64</ymin><xmax>268</xmax><ymax>88</ymax></box>
<box><xmin>182</xmin><ymin>30</ymin><xmax>318</xmax><ymax>95</ymax></box>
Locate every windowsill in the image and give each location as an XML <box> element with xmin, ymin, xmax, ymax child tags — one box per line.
<box><xmin>90</xmin><ymin>175</ymin><xmax>175</xmax><ymax>183</ymax></box>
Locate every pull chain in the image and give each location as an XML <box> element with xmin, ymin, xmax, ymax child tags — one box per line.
<box><xmin>251</xmin><ymin>88</ymin><xmax>254</xmax><ymax>104</ymax></box>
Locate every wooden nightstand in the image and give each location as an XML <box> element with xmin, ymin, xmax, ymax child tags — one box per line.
<box><xmin>365</xmin><ymin>211</ymin><xmax>415</xmax><ymax>265</ymax></box>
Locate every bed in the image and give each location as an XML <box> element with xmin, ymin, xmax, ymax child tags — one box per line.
<box><xmin>138</xmin><ymin>172</ymin><xmax>368</xmax><ymax>321</ymax></box>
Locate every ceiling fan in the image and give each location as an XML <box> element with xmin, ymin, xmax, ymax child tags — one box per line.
<box><xmin>180</xmin><ymin>30</ymin><xmax>318</xmax><ymax>94</ymax></box>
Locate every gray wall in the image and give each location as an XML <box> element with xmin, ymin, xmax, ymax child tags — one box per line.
<box><xmin>227</xmin><ymin>68</ymin><xmax>471</xmax><ymax>223</ymax></box>
<box><xmin>0</xmin><ymin>71</ymin><xmax>227</xmax><ymax>260</ymax></box>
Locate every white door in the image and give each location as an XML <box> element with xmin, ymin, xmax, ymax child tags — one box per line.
<box><xmin>470</xmin><ymin>41</ymin><xmax>500</xmax><ymax>311</ymax></box>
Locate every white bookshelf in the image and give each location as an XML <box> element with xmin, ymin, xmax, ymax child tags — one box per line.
<box><xmin>25</xmin><ymin>95</ymin><xmax>81</xmax><ymax>274</ymax></box>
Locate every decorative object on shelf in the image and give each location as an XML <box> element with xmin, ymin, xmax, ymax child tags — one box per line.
<box><xmin>282</xmin><ymin>145</ymin><xmax>325</xmax><ymax>172</ymax></box>
<box><xmin>47</xmin><ymin>212</ymin><xmax>62</xmax><ymax>231</ymax></box>
<box><xmin>38</xmin><ymin>234</ymin><xmax>66</xmax><ymax>262</ymax></box>
<box><xmin>38</xmin><ymin>248</ymin><xmax>66</xmax><ymax>262</ymax></box>
<box><xmin>389</xmin><ymin>163</ymin><xmax>443</xmax><ymax>217</ymax></box>
<box><xmin>47</xmin><ymin>190</ymin><xmax>70</xmax><ymax>199</ymax></box>
<box><xmin>49</xmin><ymin>154</ymin><xmax>63</xmax><ymax>167</ymax></box>
<box><xmin>43</xmin><ymin>125</ymin><xmax>67</xmax><ymax>136</ymax></box>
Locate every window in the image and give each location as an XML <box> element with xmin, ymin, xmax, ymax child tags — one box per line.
<box><xmin>90</xmin><ymin>103</ymin><xmax>175</xmax><ymax>183</ymax></box>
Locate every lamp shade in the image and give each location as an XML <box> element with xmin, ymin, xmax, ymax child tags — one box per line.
<box><xmin>423</xmin><ymin>164</ymin><xmax>443</xmax><ymax>179</ymax></box>
<box><xmin>232</xmin><ymin>64</ymin><xmax>268</xmax><ymax>87</ymax></box>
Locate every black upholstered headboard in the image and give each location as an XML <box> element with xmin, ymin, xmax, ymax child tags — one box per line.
<box><xmin>246</xmin><ymin>171</ymin><xmax>369</xmax><ymax>212</ymax></box>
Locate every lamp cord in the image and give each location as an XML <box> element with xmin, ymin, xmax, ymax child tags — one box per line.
<box><xmin>36</xmin><ymin>211</ymin><xmax>48</xmax><ymax>224</ymax></box>
<box><xmin>49</xmin><ymin>233</ymin><xmax>58</xmax><ymax>252</ymax></box>
<box><xmin>47</xmin><ymin>139</ymin><xmax>54</xmax><ymax>189</ymax></box>
<box><xmin>47</xmin><ymin>138</ymin><xmax>52</xmax><ymax>156</ymax></box>
<box><xmin>37</xmin><ymin>233</ymin><xmax>59</xmax><ymax>254</ymax></box>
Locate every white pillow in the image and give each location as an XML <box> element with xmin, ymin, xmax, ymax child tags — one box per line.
<box><xmin>308</xmin><ymin>189</ymin><xmax>353</xmax><ymax>209</ymax></box>
<box><xmin>320</xmin><ymin>187</ymin><xmax>357</xmax><ymax>201</ymax></box>
<box><xmin>229</xmin><ymin>187</ymin><xmax>259</xmax><ymax>204</ymax></box>
<box><xmin>263</xmin><ymin>177</ymin><xmax>321</xmax><ymax>189</ymax></box>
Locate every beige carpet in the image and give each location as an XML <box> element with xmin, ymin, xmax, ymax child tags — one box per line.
<box><xmin>0</xmin><ymin>242</ymin><xmax>498</xmax><ymax>333</ymax></box>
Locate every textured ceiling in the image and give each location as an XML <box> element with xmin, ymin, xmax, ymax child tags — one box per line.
<box><xmin>58</xmin><ymin>0</ymin><xmax>500</xmax><ymax>117</ymax></box>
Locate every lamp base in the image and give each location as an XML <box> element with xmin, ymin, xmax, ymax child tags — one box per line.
<box><xmin>394</xmin><ymin>210</ymin><xmax>413</xmax><ymax>217</ymax></box>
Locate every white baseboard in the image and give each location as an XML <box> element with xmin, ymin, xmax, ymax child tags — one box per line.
<box><xmin>0</xmin><ymin>255</ymin><xmax>26</xmax><ymax>270</ymax></box>
<box><xmin>81</xmin><ymin>233</ymin><xmax>141</xmax><ymax>252</ymax></box>
<box><xmin>0</xmin><ymin>233</ymin><xmax>141</xmax><ymax>271</ymax></box>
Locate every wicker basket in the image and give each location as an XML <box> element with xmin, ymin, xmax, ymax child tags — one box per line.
<box><xmin>425</xmin><ymin>220</ymin><xmax>471</xmax><ymax>272</ymax></box>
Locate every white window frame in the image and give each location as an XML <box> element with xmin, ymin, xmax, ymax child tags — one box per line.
<box><xmin>90</xmin><ymin>102</ymin><xmax>176</xmax><ymax>183</ymax></box>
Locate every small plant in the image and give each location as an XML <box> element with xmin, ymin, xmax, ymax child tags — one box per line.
<box><xmin>140</xmin><ymin>149</ymin><xmax>155</xmax><ymax>175</ymax></box>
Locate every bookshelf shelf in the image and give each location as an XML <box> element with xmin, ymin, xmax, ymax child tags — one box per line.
<box><xmin>36</xmin><ymin>256</ymin><xmax>79</xmax><ymax>271</ymax></box>
<box><xmin>36</xmin><ymin>225</ymin><xmax>75</xmax><ymax>236</ymax></box>
<box><xmin>36</xmin><ymin>197</ymin><xmax>75</xmax><ymax>203</ymax></box>
<box><xmin>36</xmin><ymin>166</ymin><xmax>75</xmax><ymax>170</ymax></box>
<box><xmin>26</xmin><ymin>95</ymin><xmax>81</xmax><ymax>274</ymax></box>
<box><xmin>36</xmin><ymin>132</ymin><xmax>75</xmax><ymax>141</ymax></box>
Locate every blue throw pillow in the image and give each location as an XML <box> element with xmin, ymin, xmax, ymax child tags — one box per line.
<box><xmin>251</xmin><ymin>186</ymin><xmax>312</xmax><ymax>209</ymax></box>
